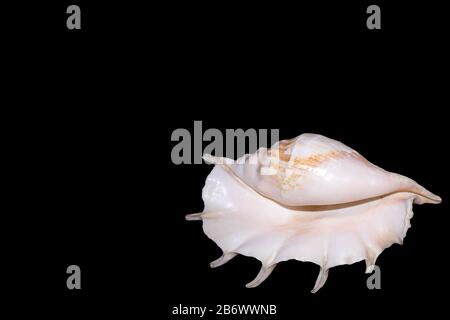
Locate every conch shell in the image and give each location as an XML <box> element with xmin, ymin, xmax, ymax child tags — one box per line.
<box><xmin>186</xmin><ymin>133</ymin><xmax>441</xmax><ymax>292</ymax></box>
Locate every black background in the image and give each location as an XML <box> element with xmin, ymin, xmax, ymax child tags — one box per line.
<box><xmin>6</xmin><ymin>0</ymin><xmax>449</xmax><ymax>318</ymax></box>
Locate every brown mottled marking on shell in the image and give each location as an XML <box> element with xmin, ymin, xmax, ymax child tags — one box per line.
<box><xmin>269</xmin><ymin>150</ymin><xmax>364</xmax><ymax>191</ymax></box>
<box><xmin>276</xmin><ymin>138</ymin><xmax>297</xmax><ymax>162</ymax></box>
<box><xmin>292</xmin><ymin>150</ymin><xmax>362</xmax><ymax>167</ymax></box>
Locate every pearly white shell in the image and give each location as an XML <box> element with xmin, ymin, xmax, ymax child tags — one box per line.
<box><xmin>186</xmin><ymin>133</ymin><xmax>441</xmax><ymax>292</ymax></box>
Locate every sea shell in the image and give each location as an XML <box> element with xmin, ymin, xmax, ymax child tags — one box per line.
<box><xmin>186</xmin><ymin>133</ymin><xmax>441</xmax><ymax>292</ymax></box>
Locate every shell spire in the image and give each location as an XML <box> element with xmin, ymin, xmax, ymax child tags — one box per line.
<box><xmin>216</xmin><ymin>133</ymin><xmax>441</xmax><ymax>206</ymax></box>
